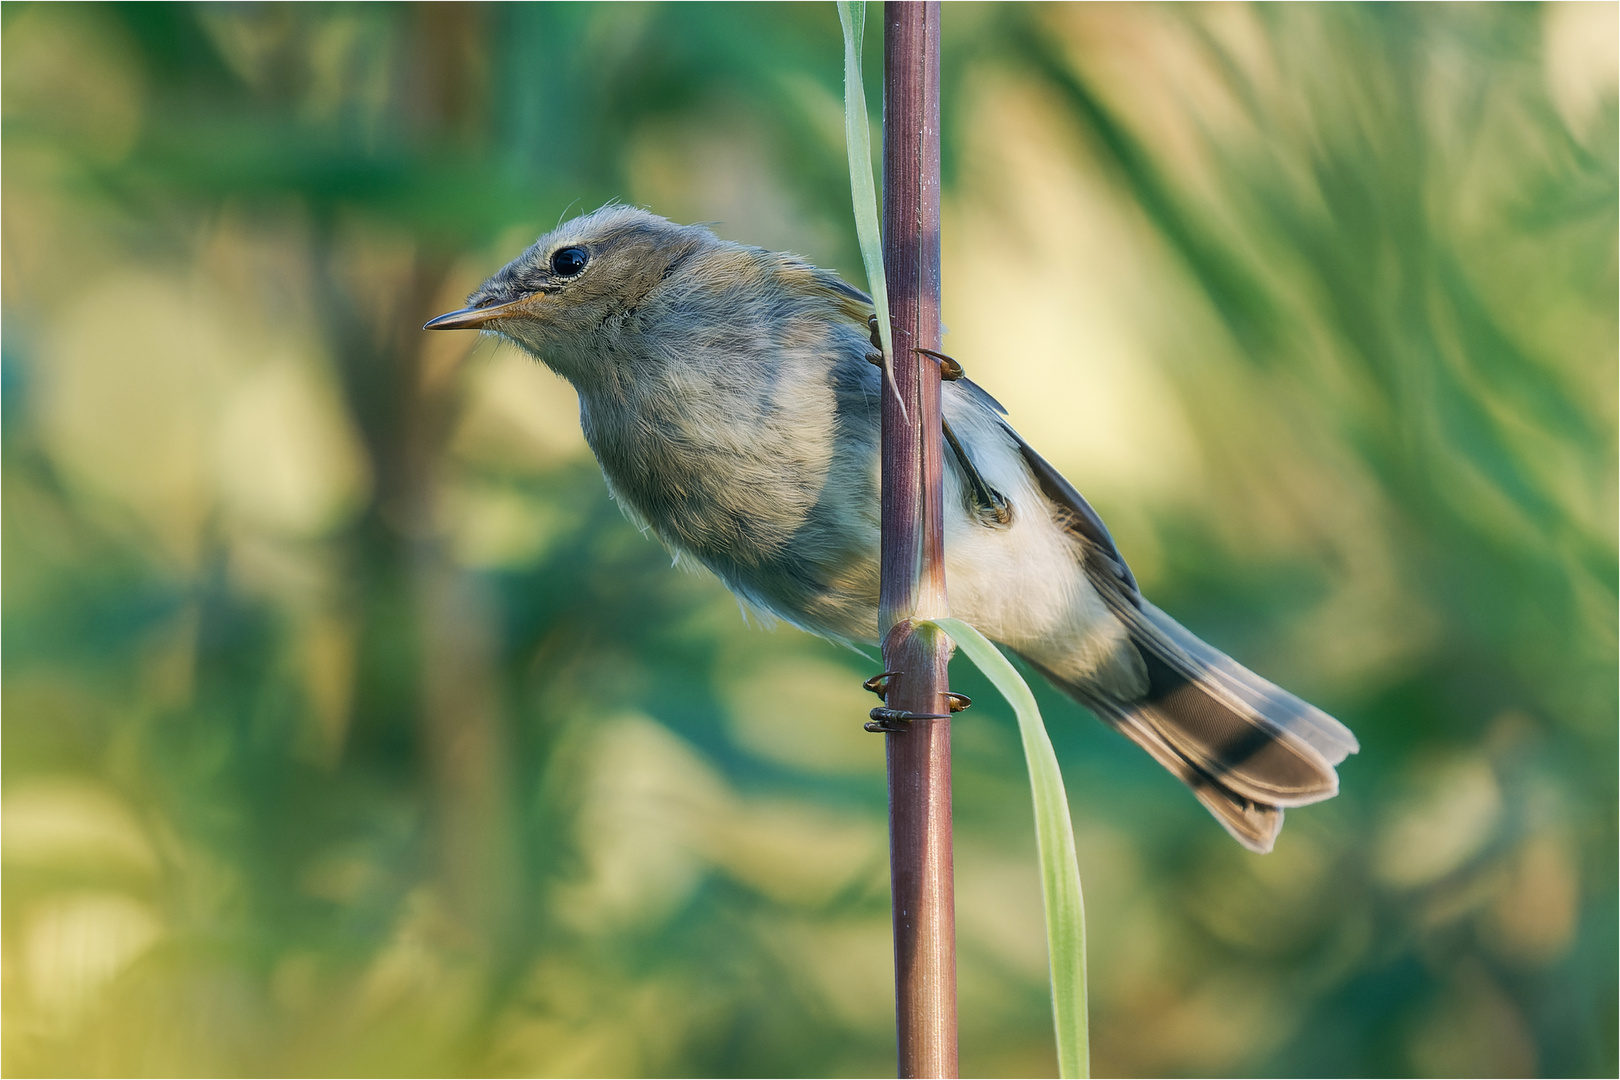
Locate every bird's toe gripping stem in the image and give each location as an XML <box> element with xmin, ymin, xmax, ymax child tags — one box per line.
<box><xmin>861</xmin><ymin>671</ymin><xmax>970</xmax><ymax>732</ymax></box>
<box><xmin>862</xmin><ymin>670</ymin><xmax>901</xmax><ymax>698</ymax></box>
<box><xmin>916</xmin><ymin>347</ymin><xmax>965</xmax><ymax>381</ymax></box>
<box><xmin>865</xmin><ymin>707</ymin><xmax>940</xmax><ymax>732</ymax></box>
<box><xmin>862</xmin><ymin>316</ymin><xmax>966</xmax><ymax>384</ymax></box>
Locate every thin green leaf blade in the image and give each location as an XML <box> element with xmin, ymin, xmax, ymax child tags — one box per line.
<box><xmin>836</xmin><ymin>0</ymin><xmax>903</xmax><ymax>412</ymax></box>
<box><xmin>927</xmin><ymin>617</ymin><xmax>1090</xmax><ymax>1079</ymax></box>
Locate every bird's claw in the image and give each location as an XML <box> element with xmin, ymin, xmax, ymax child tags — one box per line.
<box><xmin>863</xmin><ymin>670</ymin><xmax>902</xmax><ymax>700</ymax></box>
<box><xmin>917</xmin><ymin>347</ymin><xmax>965</xmax><ymax>381</ymax></box>
<box><xmin>864</xmin><ymin>318</ymin><xmax>964</xmax><ymax>383</ymax></box>
<box><xmin>863</xmin><ymin>672</ymin><xmax>968</xmax><ymax>723</ymax></box>
<box><xmin>865</xmin><ymin>707</ymin><xmax>951</xmax><ymax>733</ymax></box>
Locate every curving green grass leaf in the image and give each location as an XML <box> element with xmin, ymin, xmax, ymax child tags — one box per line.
<box><xmin>836</xmin><ymin>0</ymin><xmax>903</xmax><ymax>415</ymax></box>
<box><xmin>925</xmin><ymin>617</ymin><xmax>1090</xmax><ymax>1079</ymax></box>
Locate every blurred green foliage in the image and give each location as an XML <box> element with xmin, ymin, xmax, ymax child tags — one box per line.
<box><xmin>2</xmin><ymin>3</ymin><xmax>1614</xmax><ymax>1076</ymax></box>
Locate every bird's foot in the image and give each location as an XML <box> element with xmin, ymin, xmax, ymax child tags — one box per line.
<box><xmin>865</xmin><ymin>707</ymin><xmax>951</xmax><ymax>733</ymax></box>
<box><xmin>862</xmin><ymin>669</ymin><xmax>970</xmax><ymax>732</ymax></box>
<box><xmin>916</xmin><ymin>347</ymin><xmax>965</xmax><ymax>381</ymax></box>
<box><xmin>862</xmin><ymin>317</ymin><xmax>965</xmax><ymax>383</ymax></box>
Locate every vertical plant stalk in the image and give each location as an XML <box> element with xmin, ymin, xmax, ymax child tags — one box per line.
<box><xmin>880</xmin><ymin>3</ymin><xmax>957</xmax><ymax>1077</ymax></box>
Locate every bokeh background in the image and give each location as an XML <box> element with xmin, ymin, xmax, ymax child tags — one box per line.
<box><xmin>3</xmin><ymin>3</ymin><xmax>1615</xmax><ymax>1076</ymax></box>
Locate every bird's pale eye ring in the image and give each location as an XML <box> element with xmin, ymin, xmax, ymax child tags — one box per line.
<box><xmin>550</xmin><ymin>246</ymin><xmax>588</xmax><ymax>277</ymax></box>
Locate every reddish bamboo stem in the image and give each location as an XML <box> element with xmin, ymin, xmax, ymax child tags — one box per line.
<box><xmin>879</xmin><ymin>3</ymin><xmax>957</xmax><ymax>1077</ymax></box>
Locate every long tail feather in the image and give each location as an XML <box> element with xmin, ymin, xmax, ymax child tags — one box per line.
<box><xmin>1084</xmin><ymin>688</ymin><xmax>1289</xmax><ymax>853</ymax></box>
<box><xmin>1023</xmin><ymin>607</ymin><xmax>1356</xmax><ymax>854</ymax></box>
<box><xmin>1136</xmin><ymin>601</ymin><xmax>1359</xmax><ymax>766</ymax></box>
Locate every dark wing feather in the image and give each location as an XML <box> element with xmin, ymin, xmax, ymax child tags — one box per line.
<box><xmin>998</xmin><ymin>414</ymin><xmax>1139</xmax><ymax>594</ymax></box>
<box><xmin>996</xmin><ymin>417</ymin><xmax>1358</xmax><ymax>851</ymax></box>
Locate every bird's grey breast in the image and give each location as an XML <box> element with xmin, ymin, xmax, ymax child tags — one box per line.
<box><xmin>574</xmin><ymin>286</ymin><xmax>884</xmax><ymax>634</ymax></box>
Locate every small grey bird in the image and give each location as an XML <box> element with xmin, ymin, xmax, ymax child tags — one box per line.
<box><xmin>426</xmin><ymin>205</ymin><xmax>1357</xmax><ymax>852</ymax></box>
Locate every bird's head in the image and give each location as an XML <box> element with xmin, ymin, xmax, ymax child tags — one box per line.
<box><xmin>425</xmin><ymin>205</ymin><xmax>709</xmax><ymax>380</ymax></box>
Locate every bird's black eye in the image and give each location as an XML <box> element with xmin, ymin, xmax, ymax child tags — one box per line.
<box><xmin>550</xmin><ymin>246</ymin><xmax>588</xmax><ymax>277</ymax></box>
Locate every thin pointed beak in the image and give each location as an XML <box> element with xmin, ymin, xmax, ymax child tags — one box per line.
<box><xmin>422</xmin><ymin>296</ymin><xmax>533</xmax><ymax>331</ymax></box>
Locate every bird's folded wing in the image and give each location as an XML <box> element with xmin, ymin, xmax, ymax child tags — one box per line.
<box><xmin>1001</xmin><ymin>419</ymin><xmax>1359</xmax><ymax>775</ymax></box>
<box><xmin>996</xmin><ymin>414</ymin><xmax>1139</xmax><ymax>594</ymax></box>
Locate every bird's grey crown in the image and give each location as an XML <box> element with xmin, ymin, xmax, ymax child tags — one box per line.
<box><xmin>468</xmin><ymin>205</ymin><xmax>711</xmax><ymax>309</ymax></box>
